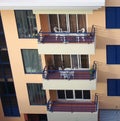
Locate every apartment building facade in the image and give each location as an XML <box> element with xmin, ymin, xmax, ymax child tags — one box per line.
<box><xmin>0</xmin><ymin>0</ymin><xmax>120</xmax><ymax>121</ymax></box>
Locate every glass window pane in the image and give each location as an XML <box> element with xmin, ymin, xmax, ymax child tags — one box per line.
<box><xmin>57</xmin><ymin>90</ymin><xmax>65</xmax><ymax>99</ymax></box>
<box><xmin>21</xmin><ymin>49</ymin><xmax>42</xmax><ymax>74</ymax></box>
<box><xmin>69</xmin><ymin>14</ymin><xmax>77</xmax><ymax>32</ymax></box>
<box><xmin>27</xmin><ymin>83</ymin><xmax>47</xmax><ymax>105</ymax></box>
<box><xmin>59</xmin><ymin>14</ymin><xmax>67</xmax><ymax>31</ymax></box>
<box><xmin>49</xmin><ymin>15</ymin><xmax>58</xmax><ymax>32</ymax></box>
<box><xmin>75</xmin><ymin>90</ymin><xmax>82</xmax><ymax>99</ymax></box>
<box><xmin>81</xmin><ymin>55</ymin><xmax>89</xmax><ymax>68</ymax></box>
<box><xmin>63</xmin><ymin>55</ymin><xmax>71</xmax><ymax>68</ymax></box>
<box><xmin>15</xmin><ymin>10</ymin><xmax>37</xmax><ymax>38</ymax></box>
<box><xmin>71</xmin><ymin>55</ymin><xmax>78</xmax><ymax>69</ymax></box>
<box><xmin>1</xmin><ymin>95</ymin><xmax>20</xmax><ymax>116</ymax></box>
<box><xmin>78</xmin><ymin>15</ymin><xmax>86</xmax><ymax>30</ymax></box>
<box><xmin>83</xmin><ymin>90</ymin><xmax>90</xmax><ymax>99</ymax></box>
<box><xmin>54</xmin><ymin>55</ymin><xmax>62</xmax><ymax>69</ymax></box>
<box><xmin>66</xmin><ymin>90</ymin><xmax>73</xmax><ymax>99</ymax></box>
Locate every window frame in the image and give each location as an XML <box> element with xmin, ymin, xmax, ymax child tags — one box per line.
<box><xmin>53</xmin><ymin>54</ymin><xmax>89</xmax><ymax>69</ymax></box>
<box><xmin>107</xmin><ymin>79</ymin><xmax>120</xmax><ymax>96</ymax></box>
<box><xmin>57</xmin><ymin>90</ymin><xmax>91</xmax><ymax>101</ymax></box>
<box><xmin>14</xmin><ymin>10</ymin><xmax>37</xmax><ymax>39</ymax></box>
<box><xmin>106</xmin><ymin>45</ymin><xmax>120</xmax><ymax>64</ymax></box>
<box><xmin>21</xmin><ymin>49</ymin><xmax>43</xmax><ymax>74</ymax></box>
<box><xmin>27</xmin><ymin>83</ymin><xmax>47</xmax><ymax>105</ymax></box>
<box><xmin>49</xmin><ymin>14</ymin><xmax>87</xmax><ymax>32</ymax></box>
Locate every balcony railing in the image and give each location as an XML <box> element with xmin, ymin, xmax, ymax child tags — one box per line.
<box><xmin>38</xmin><ymin>25</ymin><xmax>95</xmax><ymax>44</ymax></box>
<box><xmin>43</xmin><ymin>69</ymin><xmax>96</xmax><ymax>80</ymax></box>
<box><xmin>47</xmin><ymin>94</ymin><xmax>98</xmax><ymax>113</ymax></box>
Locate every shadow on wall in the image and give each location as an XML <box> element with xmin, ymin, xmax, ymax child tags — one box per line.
<box><xmin>94</xmin><ymin>25</ymin><xmax>120</xmax><ymax>49</ymax></box>
<box><xmin>93</xmin><ymin>61</ymin><xmax>120</xmax><ymax>82</ymax></box>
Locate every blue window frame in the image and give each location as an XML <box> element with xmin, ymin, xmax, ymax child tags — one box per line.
<box><xmin>107</xmin><ymin>79</ymin><xmax>120</xmax><ymax>96</ymax></box>
<box><xmin>106</xmin><ymin>45</ymin><xmax>120</xmax><ymax>64</ymax></box>
<box><xmin>0</xmin><ymin>82</ymin><xmax>20</xmax><ymax>117</ymax></box>
<box><xmin>106</xmin><ymin>7</ymin><xmax>120</xmax><ymax>28</ymax></box>
<box><xmin>1</xmin><ymin>95</ymin><xmax>20</xmax><ymax>116</ymax></box>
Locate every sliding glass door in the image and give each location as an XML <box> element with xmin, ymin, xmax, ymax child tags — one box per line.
<box><xmin>49</xmin><ymin>14</ymin><xmax>86</xmax><ymax>32</ymax></box>
<box><xmin>57</xmin><ymin>90</ymin><xmax>91</xmax><ymax>100</ymax></box>
<box><xmin>53</xmin><ymin>54</ymin><xmax>89</xmax><ymax>69</ymax></box>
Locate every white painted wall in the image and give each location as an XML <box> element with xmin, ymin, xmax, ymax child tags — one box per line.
<box><xmin>38</xmin><ymin>43</ymin><xmax>95</xmax><ymax>55</ymax></box>
<box><xmin>47</xmin><ymin>111</ymin><xmax>98</xmax><ymax>121</ymax></box>
<box><xmin>43</xmin><ymin>78</ymin><xmax>96</xmax><ymax>90</ymax></box>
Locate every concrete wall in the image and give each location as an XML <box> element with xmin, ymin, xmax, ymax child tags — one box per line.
<box><xmin>106</xmin><ymin>0</ymin><xmax>120</xmax><ymax>6</ymax></box>
<box><xmin>1</xmin><ymin>3</ymin><xmax>120</xmax><ymax>121</ymax></box>
<box><xmin>47</xmin><ymin>111</ymin><xmax>98</xmax><ymax>121</ymax></box>
<box><xmin>0</xmin><ymin>10</ymin><xmax>49</xmax><ymax>121</ymax></box>
<box><xmin>40</xmin><ymin>7</ymin><xmax>120</xmax><ymax>109</ymax></box>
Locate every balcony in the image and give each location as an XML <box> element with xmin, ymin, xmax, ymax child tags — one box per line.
<box><xmin>42</xmin><ymin>68</ymin><xmax>97</xmax><ymax>90</ymax></box>
<box><xmin>38</xmin><ymin>26</ymin><xmax>96</xmax><ymax>55</ymax></box>
<box><xmin>46</xmin><ymin>94</ymin><xmax>98</xmax><ymax>121</ymax></box>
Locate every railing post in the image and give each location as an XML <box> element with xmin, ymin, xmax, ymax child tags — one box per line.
<box><xmin>94</xmin><ymin>93</ymin><xmax>98</xmax><ymax>111</ymax></box>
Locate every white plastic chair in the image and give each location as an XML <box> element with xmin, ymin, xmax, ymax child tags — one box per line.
<box><xmin>77</xmin><ymin>28</ymin><xmax>86</xmax><ymax>41</ymax></box>
<box><xmin>53</xmin><ymin>26</ymin><xmax>62</xmax><ymax>40</ymax></box>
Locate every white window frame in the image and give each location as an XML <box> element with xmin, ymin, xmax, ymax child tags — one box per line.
<box><xmin>57</xmin><ymin>90</ymin><xmax>91</xmax><ymax>101</ymax></box>
<box><xmin>53</xmin><ymin>54</ymin><xmax>90</xmax><ymax>69</ymax></box>
<box><xmin>49</xmin><ymin>14</ymin><xmax>87</xmax><ymax>32</ymax></box>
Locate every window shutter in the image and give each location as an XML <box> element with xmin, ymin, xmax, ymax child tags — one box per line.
<box><xmin>107</xmin><ymin>45</ymin><xmax>116</xmax><ymax>64</ymax></box>
<box><xmin>106</xmin><ymin>7</ymin><xmax>116</xmax><ymax>28</ymax></box>
<box><xmin>116</xmin><ymin>8</ymin><xmax>120</xmax><ymax>28</ymax></box>
<box><xmin>117</xmin><ymin>80</ymin><xmax>120</xmax><ymax>96</ymax></box>
<box><xmin>107</xmin><ymin>79</ymin><xmax>117</xmax><ymax>96</ymax></box>
<box><xmin>116</xmin><ymin>46</ymin><xmax>120</xmax><ymax>64</ymax></box>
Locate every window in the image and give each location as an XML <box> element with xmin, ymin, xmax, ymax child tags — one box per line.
<box><xmin>0</xmin><ymin>82</ymin><xmax>20</xmax><ymax>116</ymax></box>
<box><xmin>57</xmin><ymin>90</ymin><xmax>65</xmax><ymax>99</ymax></box>
<box><xmin>106</xmin><ymin>45</ymin><xmax>120</xmax><ymax>64</ymax></box>
<box><xmin>57</xmin><ymin>90</ymin><xmax>90</xmax><ymax>100</ymax></box>
<box><xmin>27</xmin><ymin>83</ymin><xmax>47</xmax><ymax>105</ymax></box>
<box><xmin>28</xmin><ymin>114</ymin><xmax>48</xmax><ymax>121</ymax></box>
<box><xmin>1</xmin><ymin>95</ymin><xmax>20</xmax><ymax>116</ymax></box>
<box><xmin>15</xmin><ymin>10</ymin><xmax>37</xmax><ymax>38</ymax></box>
<box><xmin>49</xmin><ymin>14</ymin><xmax>86</xmax><ymax>32</ymax></box>
<box><xmin>106</xmin><ymin>7</ymin><xmax>120</xmax><ymax>28</ymax></box>
<box><xmin>53</xmin><ymin>54</ymin><xmax>89</xmax><ymax>69</ymax></box>
<box><xmin>107</xmin><ymin>79</ymin><xmax>120</xmax><ymax>96</ymax></box>
<box><xmin>0</xmin><ymin>82</ymin><xmax>15</xmax><ymax>95</ymax></box>
<box><xmin>21</xmin><ymin>49</ymin><xmax>42</xmax><ymax>74</ymax></box>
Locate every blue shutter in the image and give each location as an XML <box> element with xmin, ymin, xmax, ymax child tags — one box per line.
<box><xmin>117</xmin><ymin>80</ymin><xmax>120</xmax><ymax>96</ymax></box>
<box><xmin>107</xmin><ymin>45</ymin><xmax>116</xmax><ymax>64</ymax></box>
<box><xmin>116</xmin><ymin>8</ymin><xmax>120</xmax><ymax>28</ymax></box>
<box><xmin>107</xmin><ymin>79</ymin><xmax>117</xmax><ymax>96</ymax></box>
<box><xmin>116</xmin><ymin>46</ymin><xmax>120</xmax><ymax>64</ymax></box>
<box><xmin>106</xmin><ymin>7</ymin><xmax>116</xmax><ymax>28</ymax></box>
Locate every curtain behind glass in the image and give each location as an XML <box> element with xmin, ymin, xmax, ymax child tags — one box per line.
<box><xmin>78</xmin><ymin>15</ymin><xmax>86</xmax><ymax>30</ymax></box>
<box><xmin>69</xmin><ymin>15</ymin><xmax>77</xmax><ymax>32</ymax></box>
<box><xmin>54</xmin><ymin>55</ymin><xmax>62</xmax><ymax>69</ymax></box>
<box><xmin>49</xmin><ymin>15</ymin><xmax>58</xmax><ymax>32</ymax></box>
<box><xmin>59</xmin><ymin>14</ymin><xmax>67</xmax><ymax>31</ymax></box>
<box><xmin>71</xmin><ymin>55</ymin><xmax>78</xmax><ymax>69</ymax></box>
<box><xmin>15</xmin><ymin>10</ymin><xmax>37</xmax><ymax>38</ymax></box>
<box><xmin>63</xmin><ymin>55</ymin><xmax>71</xmax><ymax>68</ymax></box>
<box><xmin>81</xmin><ymin>55</ymin><xmax>89</xmax><ymax>68</ymax></box>
<box><xmin>22</xmin><ymin>49</ymin><xmax>42</xmax><ymax>73</ymax></box>
<box><xmin>27</xmin><ymin>84</ymin><xmax>47</xmax><ymax>105</ymax></box>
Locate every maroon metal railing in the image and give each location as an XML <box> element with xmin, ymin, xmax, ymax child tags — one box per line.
<box><xmin>38</xmin><ymin>25</ymin><xmax>95</xmax><ymax>43</ymax></box>
<box><xmin>47</xmin><ymin>98</ymin><xmax>98</xmax><ymax>113</ymax></box>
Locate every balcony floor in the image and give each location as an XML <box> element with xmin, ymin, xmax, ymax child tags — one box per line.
<box><xmin>40</xmin><ymin>35</ymin><xmax>94</xmax><ymax>44</ymax></box>
<box><xmin>50</xmin><ymin>100</ymin><xmax>97</xmax><ymax>112</ymax></box>
<box><xmin>46</xmin><ymin>70</ymin><xmax>94</xmax><ymax>80</ymax></box>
